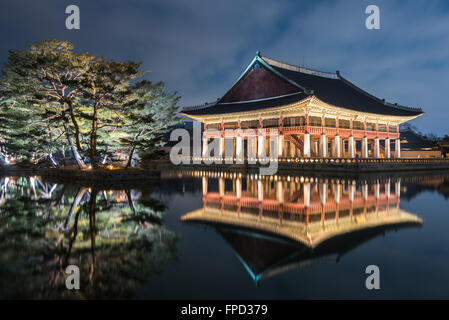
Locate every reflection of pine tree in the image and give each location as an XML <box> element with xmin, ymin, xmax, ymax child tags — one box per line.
<box><xmin>0</xmin><ymin>177</ymin><xmax>180</xmax><ymax>299</ymax></box>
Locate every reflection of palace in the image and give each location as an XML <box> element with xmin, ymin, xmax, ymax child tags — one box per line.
<box><xmin>181</xmin><ymin>172</ymin><xmax>423</xmax><ymax>284</ymax></box>
<box><xmin>182</xmin><ymin>53</ymin><xmax>423</xmax><ymax>161</ymax></box>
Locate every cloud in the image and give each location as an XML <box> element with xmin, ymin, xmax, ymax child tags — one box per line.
<box><xmin>0</xmin><ymin>0</ymin><xmax>448</xmax><ymax>134</ymax></box>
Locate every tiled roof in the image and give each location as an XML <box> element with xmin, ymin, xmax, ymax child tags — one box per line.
<box><xmin>182</xmin><ymin>54</ymin><xmax>424</xmax><ymax>117</ymax></box>
<box><xmin>183</xmin><ymin>92</ymin><xmax>308</xmax><ymax>116</ymax></box>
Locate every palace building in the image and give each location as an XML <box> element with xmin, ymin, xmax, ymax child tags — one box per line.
<box><xmin>181</xmin><ymin>52</ymin><xmax>424</xmax><ymax>161</ymax></box>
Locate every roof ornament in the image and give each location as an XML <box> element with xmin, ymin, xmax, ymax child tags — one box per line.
<box><xmin>256</xmin><ymin>50</ymin><xmax>261</xmax><ymax>57</ymax></box>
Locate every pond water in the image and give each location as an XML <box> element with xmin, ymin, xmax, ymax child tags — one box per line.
<box><xmin>1</xmin><ymin>169</ymin><xmax>449</xmax><ymax>299</ymax></box>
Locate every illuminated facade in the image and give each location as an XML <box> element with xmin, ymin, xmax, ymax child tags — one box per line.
<box><xmin>182</xmin><ymin>53</ymin><xmax>424</xmax><ymax>161</ymax></box>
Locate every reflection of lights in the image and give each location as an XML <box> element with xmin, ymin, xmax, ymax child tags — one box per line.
<box><xmin>107</xmin><ymin>164</ymin><xmax>114</xmax><ymax>170</ymax></box>
<box><xmin>87</xmin><ymin>165</ymin><xmax>92</xmax><ymax>170</ymax></box>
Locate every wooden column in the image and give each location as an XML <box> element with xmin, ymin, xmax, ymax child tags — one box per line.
<box><xmin>395</xmin><ymin>138</ymin><xmax>401</xmax><ymax>158</ymax></box>
<box><xmin>202</xmin><ymin>136</ymin><xmax>208</xmax><ymax>157</ymax></box>
<box><xmin>236</xmin><ymin>135</ymin><xmax>243</xmax><ymax>161</ymax></box>
<box><xmin>385</xmin><ymin>138</ymin><xmax>391</xmax><ymax>159</ymax></box>
<box><xmin>333</xmin><ymin>135</ymin><xmax>341</xmax><ymax>157</ymax></box>
<box><xmin>374</xmin><ymin>138</ymin><xmax>380</xmax><ymax>158</ymax></box>
<box><xmin>303</xmin><ymin>133</ymin><xmax>311</xmax><ymax>157</ymax></box>
<box><xmin>320</xmin><ymin>134</ymin><xmax>327</xmax><ymax>157</ymax></box>
<box><xmin>362</xmin><ymin>136</ymin><xmax>368</xmax><ymax>158</ymax></box>
<box><xmin>348</xmin><ymin>136</ymin><xmax>355</xmax><ymax>158</ymax></box>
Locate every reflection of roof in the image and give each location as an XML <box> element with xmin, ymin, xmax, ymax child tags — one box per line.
<box><xmin>182</xmin><ymin>53</ymin><xmax>424</xmax><ymax>117</ymax></box>
<box><xmin>400</xmin><ymin>128</ymin><xmax>438</xmax><ymax>150</ymax></box>
<box><xmin>181</xmin><ymin>208</ymin><xmax>422</xmax><ymax>248</ymax></box>
<box><xmin>182</xmin><ymin>210</ymin><xmax>422</xmax><ymax>284</ymax></box>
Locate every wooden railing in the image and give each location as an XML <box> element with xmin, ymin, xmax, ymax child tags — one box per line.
<box><xmin>203</xmin><ymin>126</ymin><xmax>400</xmax><ymax>139</ymax></box>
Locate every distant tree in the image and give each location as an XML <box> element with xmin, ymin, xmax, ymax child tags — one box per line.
<box><xmin>424</xmin><ymin>133</ymin><xmax>439</xmax><ymax>143</ymax></box>
<box><xmin>118</xmin><ymin>80</ymin><xmax>180</xmax><ymax>169</ymax></box>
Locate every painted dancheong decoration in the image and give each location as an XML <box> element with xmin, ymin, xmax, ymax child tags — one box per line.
<box><xmin>182</xmin><ymin>52</ymin><xmax>424</xmax><ymax>161</ymax></box>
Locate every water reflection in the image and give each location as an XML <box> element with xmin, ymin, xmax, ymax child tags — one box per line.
<box><xmin>3</xmin><ymin>171</ymin><xmax>449</xmax><ymax>298</ymax></box>
<box><xmin>179</xmin><ymin>171</ymin><xmax>423</xmax><ymax>285</ymax></box>
<box><xmin>0</xmin><ymin>176</ymin><xmax>179</xmax><ymax>299</ymax></box>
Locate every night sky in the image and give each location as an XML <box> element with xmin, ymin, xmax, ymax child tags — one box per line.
<box><xmin>1</xmin><ymin>0</ymin><xmax>448</xmax><ymax>135</ymax></box>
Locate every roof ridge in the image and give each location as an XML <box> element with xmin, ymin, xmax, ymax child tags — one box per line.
<box><xmin>261</xmin><ymin>56</ymin><xmax>338</xmax><ymax>79</ymax></box>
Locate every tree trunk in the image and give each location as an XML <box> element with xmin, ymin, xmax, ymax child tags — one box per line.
<box><xmin>90</xmin><ymin>104</ymin><xmax>98</xmax><ymax>168</ymax></box>
<box><xmin>66</xmin><ymin>100</ymin><xmax>83</xmax><ymax>151</ymax></box>
<box><xmin>48</xmin><ymin>153</ymin><xmax>57</xmax><ymax>166</ymax></box>
<box><xmin>88</xmin><ymin>189</ymin><xmax>98</xmax><ymax>264</ymax></box>
<box><xmin>124</xmin><ymin>146</ymin><xmax>135</xmax><ymax>170</ymax></box>
<box><xmin>63</xmin><ymin>121</ymin><xmax>86</xmax><ymax>169</ymax></box>
<box><xmin>124</xmin><ymin>129</ymin><xmax>144</xmax><ymax>170</ymax></box>
<box><xmin>126</xmin><ymin>189</ymin><xmax>136</xmax><ymax>215</ymax></box>
<box><xmin>64</xmin><ymin>188</ymin><xmax>87</xmax><ymax>231</ymax></box>
<box><xmin>59</xmin><ymin>146</ymin><xmax>66</xmax><ymax>166</ymax></box>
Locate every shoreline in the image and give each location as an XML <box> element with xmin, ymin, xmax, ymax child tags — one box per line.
<box><xmin>2</xmin><ymin>157</ymin><xmax>449</xmax><ymax>183</ymax></box>
<box><xmin>174</xmin><ymin>157</ymin><xmax>449</xmax><ymax>174</ymax></box>
<box><xmin>0</xmin><ymin>165</ymin><xmax>162</xmax><ymax>188</ymax></box>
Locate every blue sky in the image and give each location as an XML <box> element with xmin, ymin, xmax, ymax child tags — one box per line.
<box><xmin>1</xmin><ymin>0</ymin><xmax>448</xmax><ymax>135</ymax></box>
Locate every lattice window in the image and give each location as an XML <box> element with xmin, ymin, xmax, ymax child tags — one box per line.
<box><xmin>262</xmin><ymin>118</ymin><xmax>280</xmax><ymax>128</ymax></box>
<box><xmin>339</xmin><ymin>119</ymin><xmax>350</xmax><ymax>129</ymax></box>
<box><xmin>389</xmin><ymin>125</ymin><xmax>397</xmax><ymax>133</ymax></box>
<box><xmin>325</xmin><ymin>118</ymin><xmax>336</xmax><ymax>128</ymax></box>
<box><xmin>283</xmin><ymin>116</ymin><xmax>305</xmax><ymax>127</ymax></box>
<box><xmin>366</xmin><ymin>122</ymin><xmax>376</xmax><ymax>131</ymax></box>
<box><xmin>206</xmin><ymin>123</ymin><xmax>221</xmax><ymax>130</ymax></box>
<box><xmin>309</xmin><ymin>116</ymin><xmax>322</xmax><ymax>127</ymax></box>
<box><xmin>240</xmin><ymin>120</ymin><xmax>259</xmax><ymax>129</ymax></box>
<box><xmin>378</xmin><ymin>124</ymin><xmax>387</xmax><ymax>132</ymax></box>
<box><xmin>223</xmin><ymin>121</ymin><xmax>238</xmax><ymax>129</ymax></box>
<box><xmin>353</xmin><ymin>121</ymin><xmax>364</xmax><ymax>130</ymax></box>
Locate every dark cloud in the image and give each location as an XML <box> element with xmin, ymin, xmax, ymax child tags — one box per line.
<box><xmin>0</xmin><ymin>0</ymin><xmax>448</xmax><ymax>135</ymax></box>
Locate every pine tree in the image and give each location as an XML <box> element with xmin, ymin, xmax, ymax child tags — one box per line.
<box><xmin>0</xmin><ymin>40</ymin><xmax>181</xmax><ymax>169</ymax></box>
<box><xmin>1</xmin><ymin>40</ymin><xmax>96</xmax><ymax>168</ymax></box>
